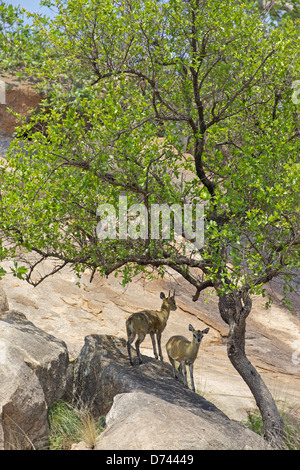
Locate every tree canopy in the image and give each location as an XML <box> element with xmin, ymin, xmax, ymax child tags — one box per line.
<box><xmin>1</xmin><ymin>0</ymin><xmax>299</xmax><ymax>299</ymax></box>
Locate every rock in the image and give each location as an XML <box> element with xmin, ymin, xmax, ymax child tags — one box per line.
<box><xmin>0</xmin><ymin>136</ymin><xmax>13</xmax><ymax>157</ymax></box>
<box><xmin>0</xmin><ymin>310</ymin><xmax>69</xmax><ymax>449</ymax></box>
<box><xmin>95</xmin><ymin>391</ymin><xmax>270</xmax><ymax>450</ymax></box>
<box><xmin>73</xmin><ymin>334</ymin><xmax>269</xmax><ymax>450</ymax></box>
<box><xmin>70</xmin><ymin>441</ymin><xmax>93</xmax><ymax>450</ymax></box>
<box><xmin>72</xmin><ymin>334</ymin><xmax>223</xmax><ymax>420</ymax></box>
<box><xmin>0</xmin><ymin>287</ymin><xmax>9</xmax><ymax>313</ymax></box>
<box><xmin>0</xmin><ymin>74</ymin><xmax>42</xmax><ymax>137</ymax></box>
<box><xmin>1</xmin><ymin>259</ymin><xmax>300</xmax><ymax>423</ymax></box>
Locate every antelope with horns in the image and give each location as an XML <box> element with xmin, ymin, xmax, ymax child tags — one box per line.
<box><xmin>126</xmin><ymin>290</ymin><xmax>176</xmax><ymax>366</ymax></box>
<box><xmin>166</xmin><ymin>324</ymin><xmax>209</xmax><ymax>392</ymax></box>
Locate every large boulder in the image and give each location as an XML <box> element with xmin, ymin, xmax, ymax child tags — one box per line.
<box><xmin>72</xmin><ymin>334</ymin><xmax>222</xmax><ymax>419</ymax></box>
<box><xmin>72</xmin><ymin>334</ymin><xmax>269</xmax><ymax>450</ymax></box>
<box><xmin>0</xmin><ymin>310</ymin><xmax>69</xmax><ymax>450</ymax></box>
<box><xmin>95</xmin><ymin>391</ymin><xmax>270</xmax><ymax>450</ymax></box>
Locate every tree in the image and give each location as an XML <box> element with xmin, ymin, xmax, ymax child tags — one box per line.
<box><xmin>0</xmin><ymin>0</ymin><xmax>299</xmax><ymax>447</ymax></box>
<box><xmin>0</xmin><ymin>1</ymin><xmax>48</xmax><ymax>75</ymax></box>
<box><xmin>257</xmin><ymin>0</ymin><xmax>300</xmax><ymax>23</ymax></box>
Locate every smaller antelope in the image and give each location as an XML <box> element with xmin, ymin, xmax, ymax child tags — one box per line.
<box><xmin>166</xmin><ymin>324</ymin><xmax>209</xmax><ymax>392</ymax></box>
<box><xmin>126</xmin><ymin>290</ymin><xmax>176</xmax><ymax>366</ymax></box>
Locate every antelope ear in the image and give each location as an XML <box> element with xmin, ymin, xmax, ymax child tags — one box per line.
<box><xmin>202</xmin><ymin>327</ymin><xmax>210</xmax><ymax>334</ymax></box>
<box><xmin>160</xmin><ymin>292</ymin><xmax>165</xmax><ymax>299</ymax></box>
<box><xmin>189</xmin><ymin>324</ymin><xmax>195</xmax><ymax>332</ymax></box>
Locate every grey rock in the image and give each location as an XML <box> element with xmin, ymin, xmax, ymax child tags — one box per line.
<box><xmin>72</xmin><ymin>334</ymin><xmax>224</xmax><ymax>421</ymax></box>
<box><xmin>0</xmin><ymin>310</ymin><xmax>69</xmax><ymax>449</ymax></box>
<box><xmin>0</xmin><ymin>287</ymin><xmax>9</xmax><ymax>313</ymax></box>
<box><xmin>95</xmin><ymin>391</ymin><xmax>270</xmax><ymax>450</ymax></box>
<box><xmin>0</xmin><ymin>137</ymin><xmax>13</xmax><ymax>157</ymax></box>
<box><xmin>73</xmin><ymin>334</ymin><xmax>270</xmax><ymax>450</ymax></box>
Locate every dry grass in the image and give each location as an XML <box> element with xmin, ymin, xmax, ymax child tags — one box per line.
<box><xmin>245</xmin><ymin>404</ymin><xmax>300</xmax><ymax>450</ymax></box>
<box><xmin>47</xmin><ymin>401</ymin><xmax>105</xmax><ymax>450</ymax></box>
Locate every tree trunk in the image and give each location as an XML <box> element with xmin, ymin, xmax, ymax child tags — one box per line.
<box><xmin>218</xmin><ymin>289</ymin><xmax>285</xmax><ymax>449</ymax></box>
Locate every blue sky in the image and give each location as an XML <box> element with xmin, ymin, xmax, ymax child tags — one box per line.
<box><xmin>4</xmin><ymin>1</ymin><xmax>57</xmax><ymax>18</ymax></box>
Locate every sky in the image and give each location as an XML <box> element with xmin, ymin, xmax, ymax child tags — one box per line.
<box><xmin>3</xmin><ymin>0</ymin><xmax>57</xmax><ymax>18</ymax></box>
